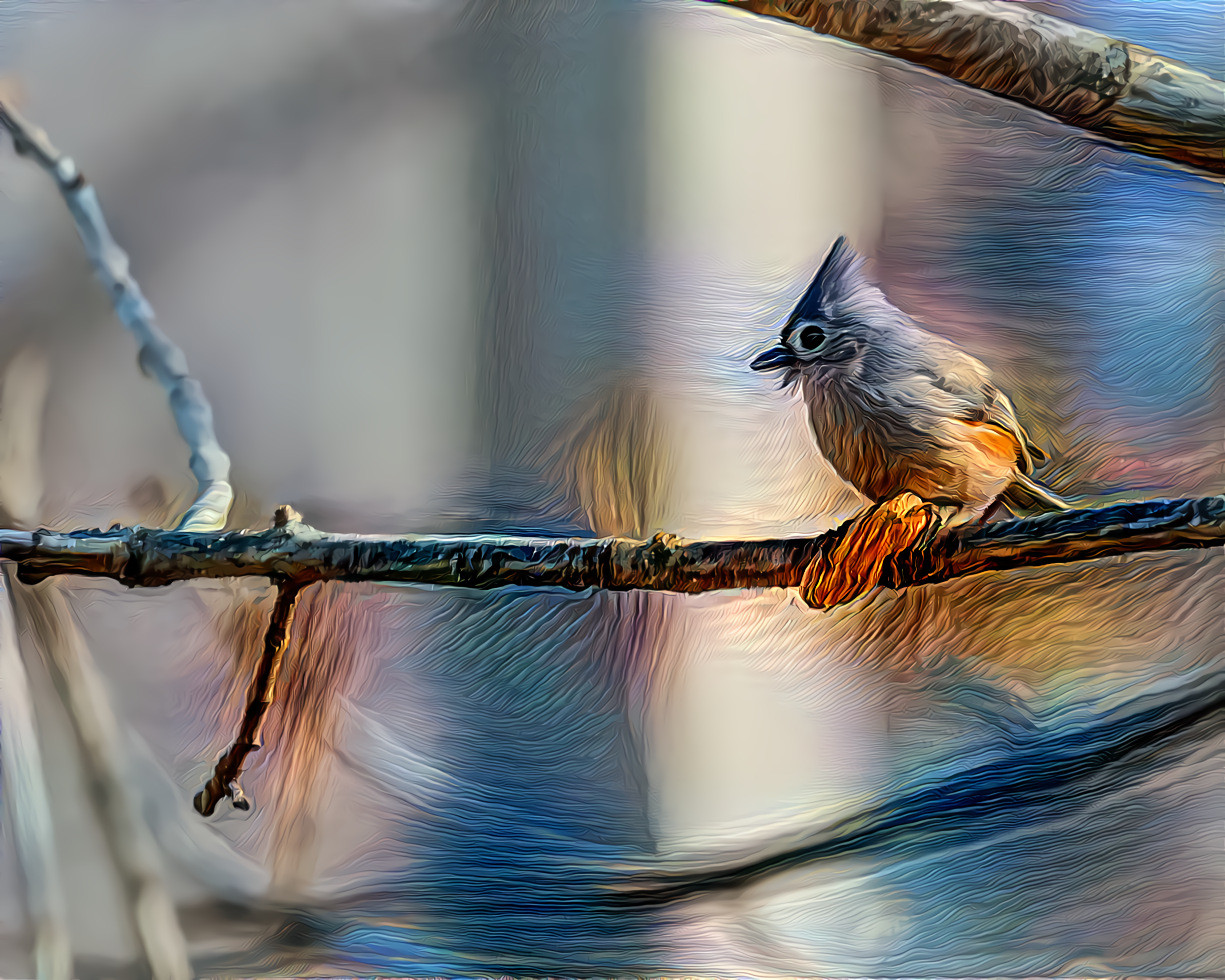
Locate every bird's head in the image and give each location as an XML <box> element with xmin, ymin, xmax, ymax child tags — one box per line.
<box><xmin>751</xmin><ymin>236</ymin><xmax>895</xmax><ymax>386</ymax></box>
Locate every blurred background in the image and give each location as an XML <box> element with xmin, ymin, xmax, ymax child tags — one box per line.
<box><xmin>0</xmin><ymin>0</ymin><xmax>1220</xmax><ymax>975</ymax></box>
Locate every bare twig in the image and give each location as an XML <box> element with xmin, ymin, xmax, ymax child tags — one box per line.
<box><xmin>196</xmin><ymin>507</ymin><xmax>315</xmax><ymax>818</ymax></box>
<box><xmin>0</xmin><ymin>99</ymin><xmax>233</xmax><ymax>530</ymax></box>
<box><xmin>0</xmin><ymin>341</ymin><xmax>192</xmax><ymax>979</ymax></box>
<box><xmin>1</xmin><ymin>495</ymin><xmax>1220</xmax><ymax>596</ymax></box>
<box><xmin>718</xmin><ymin>0</ymin><xmax>1225</xmax><ymax>177</ymax></box>
<box><xmin>0</xmin><ymin>348</ymin><xmax>50</xmax><ymax>531</ymax></box>
<box><xmin>0</xmin><ymin>569</ymin><xmax>71</xmax><ymax>980</ymax></box>
<box><xmin>195</xmin><ymin>573</ymin><xmax>311</xmax><ymax>817</ymax></box>
<box><xmin>11</xmin><ymin>579</ymin><xmax>193</xmax><ymax>980</ymax></box>
<box><xmin>0</xmin><ymin>350</ymin><xmax>71</xmax><ymax>980</ymax></box>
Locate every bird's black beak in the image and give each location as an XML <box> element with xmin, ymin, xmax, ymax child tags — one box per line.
<box><xmin>750</xmin><ymin>345</ymin><xmax>796</xmax><ymax>371</ymax></box>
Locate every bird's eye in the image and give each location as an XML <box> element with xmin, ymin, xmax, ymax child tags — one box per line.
<box><xmin>793</xmin><ymin>323</ymin><xmax>825</xmax><ymax>351</ymax></box>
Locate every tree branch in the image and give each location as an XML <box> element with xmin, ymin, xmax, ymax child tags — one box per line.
<box><xmin>1</xmin><ymin>496</ymin><xmax>1220</xmax><ymax>597</ymax></box>
<box><xmin>717</xmin><ymin>0</ymin><xmax>1225</xmax><ymax>177</ymax></box>
<box><xmin>0</xmin><ymin>100</ymin><xmax>234</xmax><ymax>531</ymax></box>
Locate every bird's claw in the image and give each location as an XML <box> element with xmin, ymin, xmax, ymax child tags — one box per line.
<box><xmin>800</xmin><ymin>492</ymin><xmax>942</xmax><ymax>610</ymax></box>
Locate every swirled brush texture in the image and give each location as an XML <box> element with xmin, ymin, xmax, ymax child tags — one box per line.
<box><xmin>0</xmin><ymin>0</ymin><xmax>1218</xmax><ymax>976</ymax></box>
<box><xmin>202</xmin><ymin>1</ymin><xmax>1219</xmax><ymax>974</ymax></box>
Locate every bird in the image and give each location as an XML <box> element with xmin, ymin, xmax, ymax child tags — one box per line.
<box><xmin>751</xmin><ymin>236</ymin><xmax>1068</xmax><ymax>530</ymax></box>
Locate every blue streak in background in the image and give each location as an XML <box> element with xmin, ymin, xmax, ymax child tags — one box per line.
<box><xmin>624</xmin><ymin>670</ymin><xmax>1224</xmax><ymax>905</ymax></box>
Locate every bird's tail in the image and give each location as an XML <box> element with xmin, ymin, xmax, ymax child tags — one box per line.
<box><xmin>1002</xmin><ymin>472</ymin><xmax>1072</xmax><ymax>513</ymax></box>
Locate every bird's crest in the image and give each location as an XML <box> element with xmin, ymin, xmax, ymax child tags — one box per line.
<box><xmin>787</xmin><ymin>235</ymin><xmax>888</xmax><ymax>330</ymax></box>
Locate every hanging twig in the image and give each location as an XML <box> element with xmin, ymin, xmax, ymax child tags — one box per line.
<box><xmin>195</xmin><ymin>574</ymin><xmax>311</xmax><ymax>817</ymax></box>
<box><xmin>0</xmin><ymin>570</ymin><xmax>71</xmax><ymax>980</ymax></box>
<box><xmin>0</xmin><ymin>99</ymin><xmax>233</xmax><ymax>531</ymax></box>
<box><xmin>195</xmin><ymin>507</ymin><xmax>316</xmax><ymax>817</ymax></box>
<box><xmin>718</xmin><ymin>0</ymin><xmax>1225</xmax><ymax>177</ymax></box>
<box><xmin>1</xmin><ymin>494</ymin><xmax>1220</xmax><ymax>596</ymax></box>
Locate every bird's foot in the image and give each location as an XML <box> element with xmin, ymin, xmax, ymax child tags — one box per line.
<box><xmin>800</xmin><ymin>492</ymin><xmax>942</xmax><ymax>610</ymax></box>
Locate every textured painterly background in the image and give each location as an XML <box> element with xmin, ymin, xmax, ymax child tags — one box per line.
<box><xmin>0</xmin><ymin>0</ymin><xmax>1221</xmax><ymax>976</ymax></box>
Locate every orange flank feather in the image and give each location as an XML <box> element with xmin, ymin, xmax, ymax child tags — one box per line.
<box><xmin>954</xmin><ymin>419</ymin><xmax>1029</xmax><ymax>468</ymax></box>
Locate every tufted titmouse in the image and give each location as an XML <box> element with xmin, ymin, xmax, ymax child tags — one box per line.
<box><xmin>751</xmin><ymin>236</ymin><xmax>1068</xmax><ymax>528</ymax></box>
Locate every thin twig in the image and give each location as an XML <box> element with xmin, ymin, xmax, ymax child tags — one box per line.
<box><xmin>1</xmin><ymin>495</ymin><xmax>1221</xmax><ymax>595</ymax></box>
<box><xmin>11</xmin><ymin>578</ymin><xmax>194</xmax><ymax>980</ymax></box>
<box><xmin>0</xmin><ymin>568</ymin><xmax>71</xmax><ymax>980</ymax></box>
<box><xmin>719</xmin><ymin>0</ymin><xmax>1225</xmax><ymax>177</ymax></box>
<box><xmin>0</xmin><ymin>99</ymin><xmax>233</xmax><ymax>531</ymax></box>
<box><xmin>0</xmin><ymin>348</ymin><xmax>50</xmax><ymax>532</ymax></box>
<box><xmin>195</xmin><ymin>572</ymin><xmax>311</xmax><ymax>817</ymax></box>
<box><xmin>0</xmin><ymin>340</ymin><xmax>193</xmax><ymax>979</ymax></box>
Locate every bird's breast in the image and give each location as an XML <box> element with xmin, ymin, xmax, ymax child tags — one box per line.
<box><xmin>801</xmin><ymin>376</ymin><xmax>896</xmax><ymax>500</ymax></box>
<box><xmin>799</xmin><ymin>373</ymin><xmax>1021</xmax><ymax>514</ymax></box>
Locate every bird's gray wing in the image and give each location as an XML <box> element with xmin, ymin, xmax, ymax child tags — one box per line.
<box><xmin>971</xmin><ymin>384</ymin><xmax>1049</xmax><ymax>473</ymax></box>
<box><xmin>921</xmin><ymin>344</ymin><xmax>1049</xmax><ymax>473</ymax></box>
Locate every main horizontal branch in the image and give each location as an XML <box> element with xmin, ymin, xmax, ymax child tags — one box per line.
<box><xmin>2</xmin><ymin>496</ymin><xmax>1220</xmax><ymax>597</ymax></box>
<box><xmin>719</xmin><ymin>0</ymin><xmax>1225</xmax><ymax>177</ymax></box>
